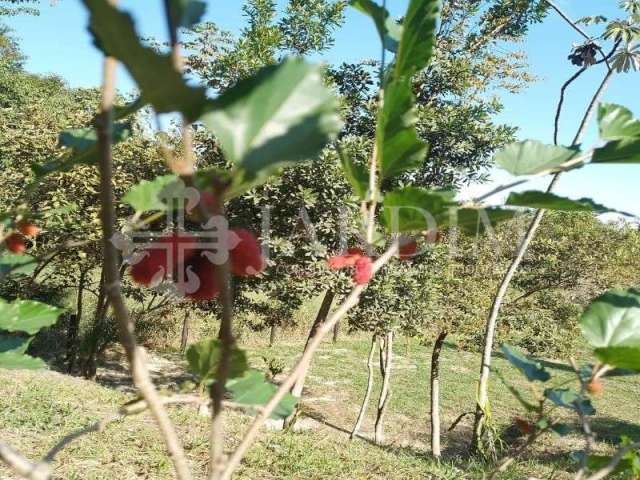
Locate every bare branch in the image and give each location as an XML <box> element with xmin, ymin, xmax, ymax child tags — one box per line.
<box><xmin>0</xmin><ymin>444</ymin><xmax>50</xmax><ymax>480</ymax></box>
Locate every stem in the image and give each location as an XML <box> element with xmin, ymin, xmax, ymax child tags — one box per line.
<box><xmin>570</xmin><ymin>358</ymin><xmax>594</xmax><ymax>480</ymax></box>
<box><xmin>430</xmin><ymin>330</ymin><xmax>448</xmax><ymax>458</ymax></box>
<box><xmin>95</xmin><ymin>4</ymin><xmax>192</xmax><ymax>477</ymax></box>
<box><xmin>284</xmin><ymin>289</ymin><xmax>336</xmax><ymax>428</ymax></box>
<box><xmin>374</xmin><ymin>331</ymin><xmax>393</xmax><ymax>445</ymax></box>
<box><xmin>470</xmin><ymin>62</ymin><xmax>617</xmax><ymax>453</ymax></box>
<box><xmin>584</xmin><ymin>442</ymin><xmax>640</xmax><ymax>480</ymax></box>
<box><xmin>0</xmin><ymin>444</ymin><xmax>49</xmax><ymax>480</ymax></box>
<box><xmin>351</xmin><ymin>335</ymin><xmax>377</xmax><ymax>440</ymax></box>
<box><xmin>219</xmin><ymin>241</ymin><xmax>400</xmax><ymax>480</ymax></box>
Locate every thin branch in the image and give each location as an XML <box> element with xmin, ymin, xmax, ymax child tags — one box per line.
<box><xmin>95</xmin><ymin>2</ymin><xmax>192</xmax><ymax>478</ymax></box>
<box><xmin>554</xmin><ymin>67</ymin><xmax>587</xmax><ymax>145</ymax></box>
<box><xmin>570</xmin><ymin>358</ymin><xmax>594</xmax><ymax>480</ymax></box>
<box><xmin>584</xmin><ymin>442</ymin><xmax>640</xmax><ymax>480</ymax></box>
<box><xmin>220</xmin><ymin>240</ymin><xmax>400</xmax><ymax>480</ymax></box>
<box><xmin>0</xmin><ymin>444</ymin><xmax>49</xmax><ymax>480</ymax></box>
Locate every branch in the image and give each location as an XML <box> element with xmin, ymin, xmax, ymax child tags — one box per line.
<box><xmin>570</xmin><ymin>358</ymin><xmax>595</xmax><ymax>480</ymax></box>
<box><xmin>584</xmin><ymin>442</ymin><xmax>640</xmax><ymax>480</ymax></box>
<box><xmin>95</xmin><ymin>2</ymin><xmax>192</xmax><ymax>478</ymax></box>
<box><xmin>0</xmin><ymin>444</ymin><xmax>49</xmax><ymax>480</ymax></box>
<box><xmin>219</xmin><ymin>240</ymin><xmax>400</xmax><ymax>480</ymax></box>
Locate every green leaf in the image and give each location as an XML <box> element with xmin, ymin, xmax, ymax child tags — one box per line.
<box><xmin>453</xmin><ymin>208</ymin><xmax>517</xmax><ymax>235</ymax></box>
<box><xmin>0</xmin><ymin>254</ymin><xmax>36</xmax><ymax>279</ymax></box>
<box><xmin>586</xmin><ymin>454</ymin><xmax>634</xmax><ymax>475</ymax></box>
<box><xmin>594</xmin><ymin>346</ymin><xmax>640</xmax><ymax>371</ymax></box>
<box><xmin>495</xmin><ymin>140</ymin><xmax>581</xmax><ymax>176</ymax></box>
<box><xmin>186</xmin><ymin>339</ymin><xmax>248</xmax><ymax>385</ymax></box>
<box><xmin>506</xmin><ymin>191</ymin><xmax>633</xmax><ymax>216</ymax></box>
<box><xmin>375</xmin><ymin>0</ymin><xmax>439</xmax><ymax>179</ymax></box>
<box><xmin>201</xmin><ymin>58</ymin><xmax>342</xmax><ymax>197</ymax></box>
<box><xmin>0</xmin><ymin>299</ymin><xmax>64</xmax><ymax>335</ymax></box>
<box><xmin>0</xmin><ymin>335</ymin><xmax>31</xmax><ymax>354</ymax></box>
<box><xmin>544</xmin><ymin>388</ymin><xmax>595</xmax><ymax>415</ymax></box>
<box><xmin>82</xmin><ymin>0</ymin><xmax>208</xmax><ymax>122</ymax></box>
<box><xmin>592</xmin><ymin>138</ymin><xmax>640</xmax><ymax>164</ymax></box>
<box><xmin>598</xmin><ymin>103</ymin><xmax>640</xmax><ymax>140</ymax></box>
<box><xmin>390</xmin><ymin>0</ymin><xmax>440</xmax><ymax>79</ymax></box>
<box><xmin>168</xmin><ymin>0</ymin><xmax>206</xmax><ymax>29</ymax></box>
<box><xmin>338</xmin><ymin>148</ymin><xmax>369</xmax><ymax>200</ymax></box>
<box><xmin>350</xmin><ymin>0</ymin><xmax>402</xmax><ymax>52</ymax></box>
<box><xmin>501</xmin><ymin>344</ymin><xmax>551</xmax><ymax>382</ymax></box>
<box><xmin>381</xmin><ymin>187</ymin><xmax>454</xmax><ymax>233</ymax></box>
<box><xmin>0</xmin><ymin>352</ymin><xmax>45</xmax><ymax>370</ymax></box>
<box><xmin>225</xmin><ymin>370</ymin><xmax>298</xmax><ymax>420</ymax></box>
<box><xmin>376</xmin><ymin>76</ymin><xmax>429</xmax><ymax>179</ymax></box>
<box><xmin>122</xmin><ymin>175</ymin><xmax>182</xmax><ymax>213</ymax></box>
<box><xmin>580</xmin><ymin>288</ymin><xmax>640</xmax><ymax>351</ymax></box>
<box><xmin>32</xmin><ymin>123</ymin><xmax>131</xmax><ymax>176</ymax></box>
<box><xmin>550</xmin><ymin>423</ymin><xmax>572</xmax><ymax>436</ymax></box>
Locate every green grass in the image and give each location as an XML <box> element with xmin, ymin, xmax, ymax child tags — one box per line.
<box><xmin>1</xmin><ymin>335</ymin><xmax>639</xmax><ymax>479</ymax></box>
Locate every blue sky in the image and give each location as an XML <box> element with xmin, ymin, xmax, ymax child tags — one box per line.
<box><xmin>4</xmin><ymin>0</ymin><xmax>640</xmax><ymax>215</ymax></box>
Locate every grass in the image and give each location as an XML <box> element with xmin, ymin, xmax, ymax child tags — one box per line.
<box><xmin>1</xmin><ymin>333</ymin><xmax>639</xmax><ymax>479</ymax></box>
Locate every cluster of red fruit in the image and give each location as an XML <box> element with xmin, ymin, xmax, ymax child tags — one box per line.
<box><xmin>130</xmin><ymin>228</ymin><xmax>264</xmax><ymax>301</ymax></box>
<box><xmin>2</xmin><ymin>221</ymin><xmax>41</xmax><ymax>254</ymax></box>
<box><xmin>326</xmin><ymin>238</ymin><xmax>419</xmax><ymax>286</ymax></box>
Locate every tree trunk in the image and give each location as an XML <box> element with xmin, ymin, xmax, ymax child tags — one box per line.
<box><xmin>269</xmin><ymin>324</ymin><xmax>277</xmax><ymax>348</ymax></box>
<box><xmin>374</xmin><ymin>331</ymin><xmax>393</xmax><ymax>445</ymax></box>
<box><xmin>470</xmin><ymin>66</ymin><xmax>616</xmax><ymax>453</ymax></box>
<box><xmin>66</xmin><ymin>268</ymin><xmax>88</xmax><ymax>373</ymax></box>
<box><xmin>350</xmin><ymin>335</ymin><xmax>377</xmax><ymax>440</ymax></box>
<box><xmin>332</xmin><ymin>319</ymin><xmax>340</xmax><ymax>344</ymax></box>
<box><xmin>180</xmin><ymin>310</ymin><xmax>190</xmax><ymax>353</ymax></box>
<box><xmin>283</xmin><ymin>289</ymin><xmax>335</xmax><ymax>428</ymax></box>
<box><xmin>82</xmin><ymin>268</ymin><xmax>108</xmax><ymax>379</ymax></box>
<box><xmin>430</xmin><ymin>330</ymin><xmax>448</xmax><ymax>458</ymax></box>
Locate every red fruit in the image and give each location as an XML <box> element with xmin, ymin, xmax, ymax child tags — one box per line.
<box><xmin>514</xmin><ymin>417</ymin><xmax>534</xmax><ymax>435</ymax></box>
<box><xmin>327</xmin><ymin>248</ymin><xmax>364</xmax><ymax>270</ymax></box>
<box><xmin>353</xmin><ymin>256</ymin><xmax>373</xmax><ymax>285</ymax></box>
<box><xmin>130</xmin><ymin>232</ymin><xmax>198</xmax><ymax>286</ymax></box>
<box><xmin>4</xmin><ymin>233</ymin><xmax>26</xmax><ymax>254</ymax></box>
<box><xmin>17</xmin><ymin>221</ymin><xmax>40</xmax><ymax>237</ymax></box>
<box><xmin>228</xmin><ymin>229</ymin><xmax>264</xmax><ymax>277</ymax></box>
<box><xmin>587</xmin><ymin>380</ymin><xmax>604</xmax><ymax>395</ymax></box>
<box><xmin>399</xmin><ymin>237</ymin><xmax>417</xmax><ymax>260</ymax></box>
<box><xmin>328</xmin><ymin>255</ymin><xmax>349</xmax><ymax>270</ymax></box>
<box><xmin>182</xmin><ymin>255</ymin><xmax>219</xmax><ymax>301</ymax></box>
<box><xmin>130</xmin><ymin>249</ymin><xmax>167</xmax><ymax>286</ymax></box>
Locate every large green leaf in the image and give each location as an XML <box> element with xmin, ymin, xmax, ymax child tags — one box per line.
<box><xmin>123</xmin><ymin>175</ymin><xmax>182</xmax><ymax>213</ymax></box>
<box><xmin>338</xmin><ymin>148</ymin><xmax>369</xmax><ymax>200</ymax></box>
<box><xmin>186</xmin><ymin>338</ymin><xmax>248</xmax><ymax>385</ymax></box>
<box><xmin>598</xmin><ymin>103</ymin><xmax>640</xmax><ymax>140</ymax></box>
<box><xmin>0</xmin><ymin>335</ymin><xmax>31</xmax><ymax>354</ymax></box>
<box><xmin>501</xmin><ymin>344</ymin><xmax>551</xmax><ymax>382</ymax></box>
<box><xmin>506</xmin><ymin>191</ymin><xmax>633</xmax><ymax>216</ymax></box>
<box><xmin>594</xmin><ymin>346</ymin><xmax>640</xmax><ymax>371</ymax></box>
<box><xmin>544</xmin><ymin>388</ymin><xmax>595</xmax><ymax>415</ymax></box>
<box><xmin>350</xmin><ymin>0</ymin><xmax>402</xmax><ymax>52</ymax></box>
<box><xmin>580</xmin><ymin>289</ymin><xmax>640</xmax><ymax>349</ymax></box>
<box><xmin>495</xmin><ymin>140</ymin><xmax>581</xmax><ymax>176</ymax></box>
<box><xmin>391</xmin><ymin>0</ymin><xmax>440</xmax><ymax>79</ymax></box>
<box><xmin>225</xmin><ymin>369</ymin><xmax>298</xmax><ymax>420</ymax></box>
<box><xmin>82</xmin><ymin>0</ymin><xmax>208</xmax><ymax>122</ymax></box>
<box><xmin>0</xmin><ymin>254</ymin><xmax>36</xmax><ymax>279</ymax></box>
<box><xmin>376</xmin><ymin>76</ymin><xmax>429</xmax><ymax>179</ymax></box>
<box><xmin>168</xmin><ymin>0</ymin><xmax>206</xmax><ymax>29</ymax></box>
<box><xmin>376</xmin><ymin>0</ymin><xmax>439</xmax><ymax>179</ymax></box>
<box><xmin>201</xmin><ymin>58</ymin><xmax>342</xmax><ymax>196</ymax></box>
<box><xmin>0</xmin><ymin>299</ymin><xmax>64</xmax><ymax>335</ymax></box>
<box><xmin>381</xmin><ymin>187</ymin><xmax>454</xmax><ymax>232</ymax></box>
<box><xmin>453</xmin><ymin>208</ymin><xmax>517</xmax><ymax>235</ymax></box>
<box><xmin>0</xmin><ymin>352</ymin><xmax>45</xmax><ymax>370</ymax></box>
<box><xmin>592</xmin><ymin>138</ymin><xmax>640</xmax><ymax>164</ymax></box>
<box><xmin>32</xmin><ymin>123</ymin><xmax>131</xmax><ymax>176</ymax></box>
